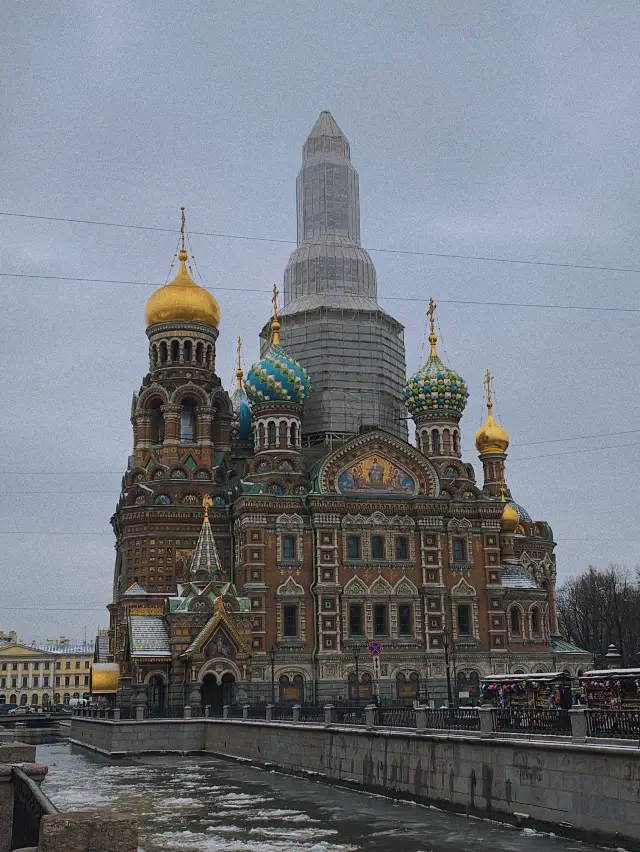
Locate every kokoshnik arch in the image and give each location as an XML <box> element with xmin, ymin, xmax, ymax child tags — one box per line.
<box><xmin>101</xmin><ymin>113</ymin><xmax>589</xmax><ymax>711</ymax></box>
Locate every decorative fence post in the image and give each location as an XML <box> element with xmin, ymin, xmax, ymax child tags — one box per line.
<box><xmin>365</xmin><ymin>704</ymin><xmax>377</xmax><ymax>729</ymax></box>
<box><xmin>113</xmin><ymin>708</ymin><xmax>121</xmax><ymax>721</ymax></box>
<box><xmin>569</xmin><ymin>707</ymin><xmax>587</xmax><ymax>740</ymax></box>
<box><xmin>222</xmin><ymin>704</ymin><xmax>230</xmax><ymax>719</ymax></box>
<box><xmin>242</xmin><ymin>704</ymin><xmax>251</xmax><ymax>720</ymax></box>
<box><xmin>266</xmin><ymin>704</ymin><xmax>274</xmax><ymax>722</ymax></box>
<box><xmin>184</xmin><ymin>705</ymin><xmax>192</xmax><ymax>719</ymax></box>
<box><xmin>478</xmin><ymin>705</ymin><xmax>494</xmax><ymax>738</ymax></box>
<box><xmin>415</xmin><ymin>705</ymin><xmax>427</xmax><ymax>732</ymax></box>
<box><xmin>204</xmin><ymin>705</ymin><xmax>211</xmax><ymax>718</ymax></box>
<box><xmin>324</xmin><ymin>704</ymin><xmax>335</xmax><ymax>725</ymax></box>
<box><xmin>292</xmin><ymin>704</ymin><xmax>301</xmax><ymax>723</ymax></box>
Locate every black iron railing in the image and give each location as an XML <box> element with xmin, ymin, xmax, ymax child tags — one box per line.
<box><xmin>424</xmin><ymin>708</ymin><xmax>480</xmax><ymax>730</ymax></box>
<box><xmin>586</xmin><ymin>710</ymin><xmax>640</xmax><ymax>740</ymax></box>
<box><xmin>334</xmin><ymin>705</ymin><xmax>367</xmax><ymax>725</ymax></box>
<box><xmin>298</xmin><ymin>706</ymin><xmax>325</xmax><ymax>723</ymax></box>
<box><xmin>493</xmin><ymin>708</ymin><xmax>572</xmax><ymax>735</ymax></box>
<box><xmin>270</xmin><ymin>705</ymin><xmax>293</xmax><ymax>721</ymax></box>
<box><xmin>11</xmin><ymin>765</ymin><xmax>58</xmax><ymax>850</ymax></box>
<box><xmin>376</xmin><ymin>706</ymin><xmax>416</xmax><ymax>728</ymax></box>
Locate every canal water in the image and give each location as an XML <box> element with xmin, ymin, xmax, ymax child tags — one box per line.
<box><xmin>38</xmin><ymin>742</ymin><xmax>596</xmax><ymax>852</ymax></box>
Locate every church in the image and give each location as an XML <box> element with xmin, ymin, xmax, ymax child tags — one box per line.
<box><xmin>102</xmin><ymin>112</ymin><xmax>589</xmax><ymax>712</ymax></box>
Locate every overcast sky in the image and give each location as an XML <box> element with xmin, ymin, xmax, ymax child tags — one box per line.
<box><xmin>1</xmin><ymin>1</ymin><xmax>639</xmax><ymax>643</ymax></box>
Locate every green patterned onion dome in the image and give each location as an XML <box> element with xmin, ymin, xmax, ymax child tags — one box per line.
<box><xmin>405</xmin><ymin>352</ymin><xmax>468</xmax><ymax>415</ymax></box>
<box><xmin>245</xmin><ymin>342</ymin><xmax>310</xmax><ymax>406</ymax></box>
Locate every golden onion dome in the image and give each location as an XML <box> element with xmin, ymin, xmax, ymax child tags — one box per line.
<box><xmin>475</xmin><ymin>368</ymin><xmax>509</xmax><ymax>455</ymax></box>
<box><xmin>145</xmin><ymin>248</ymin><xmax>220</xmax><ymax>329</ymax></box>
<box><xmin>501</xmin><ymin>501</ymin><xmax>520</xmax><ymax>533</ymax></box>
<box><xmin>475</xmin><ymin>411</ymin><xmax>510</xmax><ymax>455</ymax></box>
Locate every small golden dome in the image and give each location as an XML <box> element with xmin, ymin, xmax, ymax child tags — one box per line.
<box><xmin>475</xmin><ymin>368</ymin><xmax>509</xmax><ymax>454</ymax></box>
<box><xmin>475</xmin><ymin>411</ymin><xmax>510</xmax><ymax>455</ymax></box>
<box><xmin>501</xmin><ymin>502</ymin><xmax>519</xmax><ymax>532</ymax></box>
<box><xmin>145</xmin><ymin>248</ymin><xmax>220</xmax><ymax>328</ymax></box>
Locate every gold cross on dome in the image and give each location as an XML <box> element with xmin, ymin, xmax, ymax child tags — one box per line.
<box><xmin>484</xmin><ymin>369</ymin><xmax>494</xmax><ymax>414</ymax></box>
<box><xmin>180</xmin><ymin>206</ymin><xmax>186</xmax><ymax>252</ymax></box>
<box><xmin>272</xmin><ymin>284</ymin><xmax>279</xmax><ymax>321</ymax></box>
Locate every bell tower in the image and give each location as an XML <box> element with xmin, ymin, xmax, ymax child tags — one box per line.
<box><xmin>112</xmin><ymin>209</ymin><xmax>234</xmax><ymax>598</ymax></box>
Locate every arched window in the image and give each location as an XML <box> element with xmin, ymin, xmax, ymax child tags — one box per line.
<box><xmin>9</xmin><ymin>695</ymin><xmax>17</xmax><ymax>705</ymax></box>
<box><xmin>531</xmin><ymin>608</ymin><xmax>540</xmax><ymax>634</ymax></box>
<box><xmin>510</xmin><ymin>607</ymin><xmax>521</xmax><ymax>634</ymax></box>
<box><xmin>171</xmin><ymin>340</ymin><xmax>180</xmax><ymax>362</ymax></box>
<box><xmin>149</xmin><ymin>400</ymin><xmax>165</xmax><ymax>444</ymax></box>
<box><xmin>443</xmin><ymin>429</ymin><xmax>451</xmax><ymax>455</ymax></box>
<box><xmin>347</xmin><ymin>535</ymin><xmax>361</xmax><ymax>559</ymax></box>
<box><xmin>371</xmin><ymin>535</ymin><xmax>385</xmax><ymax>560</ymax></box>
<box><xmin>258</xmin><ymin>422</ymin><xmax>265</xmax><ymax>451</ymax></box>
<box><xmin>31</xmin><ymin>694</ymin><xmax>38</xmax><ymax>705</ymax></box>
<box><xmin>290</xmin><ymin>422</ymin><xmax>297</xmax><ymax>446</ymax></box>
<box><xmin>151</xmin><ymin>345</ymin><xmax>158</xmax><ymax>367</ymax></box>
<box><xmin>159</xmin><ymin>341</ymin><xmax>168</xmax><ymax>364</ymax></box>
<box><xmin>20</xmin><ymin>694</ymin><xmax>27</xmax><ymax>706</ymax></box>
<box><xmin>541</xmin><ymin>580</ymin><xmax>549</xmax><ymax>594</ymax></box>
<box><xmin>183</xmin><ymin>340</ymin><xmax>192</xmax><ymax>362</ymax></box>
<box><xmin>457</xmin><ymin>604</ymin><xmax>471</xmax><ymax>635</ymax></box>
<box><xmin>180</xmin><ymin>397</ymin><xmax>198</xmax><ymax>443</ymax></box>
<box><xmin>453</xmin><ymin>538</ymin><xmax>465</xmax><ymax>562</ymax></box>
<box><xmin>282</xmin><ymin>535</ymin><xmax>296</xmax><ymax>560</ymax></box>
<box><xmin>431</xmin><ymin>430</ymin><xmax>440</xmax><ymax>453</ymax></box>
<box><xmin>267</xmin><ymin>422</ymin><xmax>277</xmax><ymax>445</ymax></box>
<box><xmin>453</xmin><ymin>431</ymin><xmax>460</xmax><ymax>455</ymax></box>
<box><xmin>206</xmin><ymin>345</ymin><xmax>213</xmax><ymax>368</ymax></box>
<box><xmin>279</xmin><ymin>421</ymin><xmax>287</xmax><ymax>447</ymax></box>
<box><xmin>195</xmin><ymin>342</ymin><xmax>203</xmax><ymax>364</ymax></box>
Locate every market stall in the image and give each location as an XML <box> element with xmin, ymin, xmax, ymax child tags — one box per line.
<box><xmin>480</xmin><ymin>672</ymin><xmax>572</xmax><ymax>709</ymax></box>
<box><xmin>579</xmin><ymin>668</ymin><xmax>640</xmax><ymax>709</ymax></box>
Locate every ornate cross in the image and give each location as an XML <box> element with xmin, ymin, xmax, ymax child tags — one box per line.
<box><xmin>484</xmin><ymin>369</ymin><xmax>494</xmax><ymax>413</ymax></box>
<box><xmin>180</xmin><ymin>206</ymin><xmax>186</xmax><ymax>252</ymax></box>
<box><xmin>427</xmin><ymin>297</ymin><xmax>436</xmax><ymax>335</ymax></box>
<box><xmin>272</xmin><ymin>283</ymin><xmax>279</xmax><ymax>321</ymax></box>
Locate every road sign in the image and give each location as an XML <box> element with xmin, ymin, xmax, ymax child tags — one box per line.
<box><xmin>368</xmin><ymin>641</ymin><xmax>383</xmax><ymax>657</ymax></box>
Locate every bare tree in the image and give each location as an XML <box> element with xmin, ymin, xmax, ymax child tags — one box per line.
<box><xmin>557</xmin><ymin>564</ymin><xmax>640</xmax><ymax>666</ymax></box>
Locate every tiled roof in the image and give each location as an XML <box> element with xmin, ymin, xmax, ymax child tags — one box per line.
<box><xmin>549</xmin><ymin>635</ymin><xmax>590</xmax><ymax>655</ymax></box>
<box><xmin>509</xmin><ymin>500</ymin><xmax>532</xmax><ymax>523</ymax></box>
<box><xmin>129</xmin><ymin>616</ymin><xmax>171</xmax><ymax>658</ymax></box>
<box><xmin>190</xmin><ymin>516</ymin><xmax>221</xmax><ymax>579</ymax></box>
<box><xmin>501</xmin><ymin>564</ymin><xmax>539</xmax><ymax>589</ymax></box>
<box><xmin>123</xmin><ymin>582</ymin><xmax>148</xmax><ymax>596</ymax></box>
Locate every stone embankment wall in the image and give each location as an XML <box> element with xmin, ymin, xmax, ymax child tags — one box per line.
<box><xmin>70</xmin><ymin>717</ymin><xmax>640</xmax><ymax>849</ymax></box>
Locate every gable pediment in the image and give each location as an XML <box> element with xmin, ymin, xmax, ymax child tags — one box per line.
<box><xmin>0</xmin><ymin>644</ymin><xmax>56</xmax><ymax>658</ymax></box>
<box><xmin>315</xmin><ymin>431</ymin><xmax>439</xmax><ymax>498</ymax></box>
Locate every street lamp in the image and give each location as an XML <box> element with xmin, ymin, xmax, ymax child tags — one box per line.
<box><xmin>353</xmin><ymin>646</ymin><xmax>361</xmax><ymax>703</ymax></box>
<box><xmin>441</xmin><ymin>632</ymin><xmax>453</xmax><ymax>708</ymax></box>
<box><xmin>268</xmin><ymin>645</ymin><xmax>276</xmax><ymax>705</ymax></box>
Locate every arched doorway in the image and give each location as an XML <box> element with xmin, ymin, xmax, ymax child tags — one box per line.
<box><xmin>148</xmin><ymin>675</ymin><xmax>166</xmax><ymax>715</ymax></box>
<box><xmin>201</xmin><ymin>672</ymin><xmax>236</xmax><ymax>716</ymax></box>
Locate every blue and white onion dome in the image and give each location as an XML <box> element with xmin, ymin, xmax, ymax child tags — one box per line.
<box><xmin>404</xmin><ymin>322</ymin><xmax>468</xmax><ymax>416</ymax></box>
<box><xmin>244</xmin><ymin>313</ymin><xmax>310</xmax><ymax>406</ymax></box>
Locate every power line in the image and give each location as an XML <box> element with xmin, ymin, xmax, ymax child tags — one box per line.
<box><xmin>3</xmin><ymin>210</ymin><xmax>640</xmax><ymax>275</ymax></box>
<box><xmin>2</xmin><ymin>427</ymin><xmax>640</xmax><ymax>479</ymax></box>
<box><xmin>3</xmin><ymin>270</ymin><xmax>640</xmax><ymax>315</ymax></box>
<box><xmin>0</xmin><ymin>605</ymin><xmax>107</xmax><ymax>611</ymax></box>
<box><xmin>509</xmin><ymin>440</ymin><xmax>640</xmax><ymax>463</ymax></box>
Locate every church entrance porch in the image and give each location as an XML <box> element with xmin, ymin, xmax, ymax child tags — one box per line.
<box><xmin>201</xmin><ymin>672</ymin><xmax>235</xmax><ymax>716</ymax></box>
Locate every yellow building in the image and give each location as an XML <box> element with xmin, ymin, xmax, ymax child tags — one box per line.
<box><xmin>0</xmin><ymin>642</ymin><xmax>93</xmax><ymax>708</ymax></box>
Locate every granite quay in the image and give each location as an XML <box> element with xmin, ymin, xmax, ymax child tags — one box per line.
<box><xmin>0</xmin><ymin>741</ymin><xmax>137</xmax><ymax>852</ymax></box>
<box><xmin>69</xmin><ymin>710</ymin><xmax>640</xmax><ymax>849</ymax></box>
